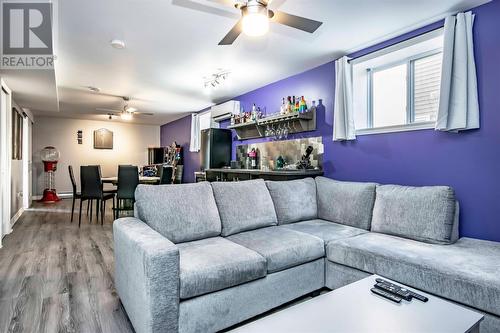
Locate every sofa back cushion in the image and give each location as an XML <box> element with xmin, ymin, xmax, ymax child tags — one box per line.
<box><xmin>135</xmin><ymin>182</ymin><xmax>221</xmax><ymax>243</ymax></box>
<box><xmin>266</xmin><ymin>178</ymin><xmax>317</xmax><ymax>225</ymax></box>
<box><xmin>371</xmin><ymin>184</ymin><xmax>459</xmax><ymax>244</ymax></box>
<box><xmin>316</xmin><ymin>177</ymin><xmax>377</xmax><ymax>230</ymax></box>
<box><xmin>212</xmin><ymin>179</ymin><xmax>278</xmax><ymax>236</ymax></box>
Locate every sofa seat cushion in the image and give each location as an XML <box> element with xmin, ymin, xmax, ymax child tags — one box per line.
<box><xmin>177</xmin><ymin>237</ymin><xmax>267</xmax><ymax>299</ymax></box>
<box><xmin>327</xmin><ymin>233</ymin><xmax>500</xmax><ymax>316</ymax></box>
<box><xmin>266</xmin><ymin>178</ymin><xmax>317</xmax><ymax>224</ymax></box>
<box><xmin>371</xmin><ymin>184</ymin><xmax>459</xmax><ymax>244</ymax></box>
<box><xmin>281</xmin><ymin>219</ymin><xmax>368</xmax><ymax>243</ymax></box>
<box><xmin>315</xmin><ymin>177</ymin><xmax>377</xmax><ymax>230</ymax></box>
<box><xmin>228</xmin><ymin>227</ymin><xmax>324</xmax><ymax>273</ymax></box>
<box><xmin>212</xmin><ymin>179</ymin><xmax>278</xmax><ymax>236</ymax></box>
<box><xmin>135</xmin><ymin>182</ymin><xmax>221</xmax><ymax>243</ymax></box>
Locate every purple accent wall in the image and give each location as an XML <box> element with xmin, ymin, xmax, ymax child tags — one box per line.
<box><xmin>160</xmin><ymin>115</ymin><xmax>200</xmax><ymax>183</ymax></box>
<box><xmin>161</xmin><ymin>0</ymin><xmax>500</xmax><ymax>242</ymax></box>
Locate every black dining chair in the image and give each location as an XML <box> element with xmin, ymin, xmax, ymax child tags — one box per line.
<box><xmin>79</xmin><ymin>165</ymin><xmax>115</xmax><ymax>227</ymax></box>
<box><xmin>114</xmin><ymin>165</ymin><xmax>139</xmax><ymax>219</ymax></box>
<box><xmin>68</xmin><ymin>165</ymin><xmax>83</xmax><ymax>223</ymax></box>
<box><xmin>160</xmin><ymin>165</ymin><xmax>174</xmax><ymax>185</ymax></box>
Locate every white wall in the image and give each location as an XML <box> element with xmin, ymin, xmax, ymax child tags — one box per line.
<box><xmin>32</xmin><ymin>117</ymin><xmax>160</xmax><ymax>195</ymax></box>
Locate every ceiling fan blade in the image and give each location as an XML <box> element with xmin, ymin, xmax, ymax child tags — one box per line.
<box><xmin>219</xmin><ymin>18</ymin><xmax>243</xmax><ymax>45</ymax></box>
<box><xmin>173</xmin><ymin>0</ymin><xmax>239</xmax><ymax>19</ymax></box>
<box><xmin>272</xmin><ymin>11</ymin><xmax>323</xmax><ymax>33</ymax></box>
<box><xmin>133</xmin><ymin>112</ymin><xmax>154</xmax><ymax>116</ymax></box>
<box><xmin>96</xmin><ymin>108</ymin><xmax>122</xmax><ymax>113</ymax></box>
<box><xmin>206</xmin><ymin>0</ymin><xmax>238</xmax><ymax>7</ymax></box>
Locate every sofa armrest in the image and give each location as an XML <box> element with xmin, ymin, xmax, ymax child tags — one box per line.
<box><xmin>113</xmin><ymin>217</ymin><xmax>179</xmax><ymax>333</ymax></box>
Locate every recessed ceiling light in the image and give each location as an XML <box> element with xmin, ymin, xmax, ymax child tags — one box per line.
<box><xmin>110</xmin><ymin>39</ymin><xmax>126</xmax><ymax>49</ymax></box>
<box><xmin>86</xmin><ymin>86</ymin><xmax>100</xmax><ymax>92</ymax></box>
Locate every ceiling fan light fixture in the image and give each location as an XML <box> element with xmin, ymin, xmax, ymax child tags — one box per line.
<box><xmin>121</xmin><ymin>111</ymin><xmax>133</xmax><ymax>121</ymax></box>
<box><xmin>242</xmin><ymin>6</ymin><xmax>269</xmax><ymax>37</ymax></box>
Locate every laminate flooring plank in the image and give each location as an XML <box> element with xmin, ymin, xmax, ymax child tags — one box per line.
<box><xmin>0</xmin><ymin>200</ymin><xmax>135</xmax><ymax>333</ymax></box>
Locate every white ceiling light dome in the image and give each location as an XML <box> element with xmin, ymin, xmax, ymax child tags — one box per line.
<box><xmin>110</xmin><ymin>39</ymin><xmax>126</xmax><ymax>49</ymax></box>
<box><xmin>242</xmin><ymin>4</ymin><xmax>269</xmax><ymax>37</ymax></box>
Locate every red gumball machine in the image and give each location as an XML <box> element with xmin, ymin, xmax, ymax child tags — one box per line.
<box><xmin>40</xmin><ymin>146</ymin><xmax>61</xmax><ymax>203</ymax></box>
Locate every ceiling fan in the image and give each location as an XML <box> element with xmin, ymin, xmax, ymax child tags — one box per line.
<box><xmin>96</xmin><ymin>96</ymin><xmax>153</xmax><ymax>120</ymax></box>
<box><xmin>213</xmin><ymin>0</ymin><xmax>323</xmax><ymax>45</ymax></box>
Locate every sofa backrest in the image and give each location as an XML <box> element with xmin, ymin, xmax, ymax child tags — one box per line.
<box><xmin>315</xmin><ymin>176</ymin><xmax>377</xmax><ymax>230</ymax></box>
<box><xmin>371</xmin><ymin>184</ymin><xmax>459</xmax><ymax>244</ymax></box>
<box><xmin>266</xmin><ymin>178</ymin><xmax>318</xmax><ymax>225</ymax></box>
<box><xmin>135</xmin><ymin>182</ymin><xmax>222</xmax><ymax>243</ymax></box>
<box><xmin>211</xmin><ymin>179</ymin><xmax>278</xmax><ymax>236</ymax></box>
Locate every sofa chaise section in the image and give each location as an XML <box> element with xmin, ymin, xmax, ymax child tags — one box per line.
<box><xmin>326</xmin><ymin>233</ymin><xmax>500</xmax><ymax>318</ymax></box>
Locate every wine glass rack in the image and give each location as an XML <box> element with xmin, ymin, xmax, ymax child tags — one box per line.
<box><xmin>227</xmin><ymin>109</ymin><xmax>316</xmax><ymax>140</ymax></box>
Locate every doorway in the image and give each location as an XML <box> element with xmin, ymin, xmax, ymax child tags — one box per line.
<box><xmin>0</xmin><ymin>79</ymin><xmax>12</xmax><ymax>247</ymax></box>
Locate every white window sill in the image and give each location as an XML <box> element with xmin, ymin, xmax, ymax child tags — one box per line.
<box><xmin>355</xmin><ymin>121</ymin><xmax>435</xmax><ymax>136</ymax></box>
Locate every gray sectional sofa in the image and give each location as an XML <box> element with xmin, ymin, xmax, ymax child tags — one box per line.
<box><xmin>113</xmin><ymin>177</ymin><xmax>500</xmax><ymax>333</ymax></box>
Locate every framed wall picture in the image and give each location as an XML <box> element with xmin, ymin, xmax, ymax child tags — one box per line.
<box><xmin>94</xmin><ymin>128</ymin><xmax>113</xmax><ymax>149</ymax></box>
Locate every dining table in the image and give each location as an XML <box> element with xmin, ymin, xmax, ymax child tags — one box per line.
<box><xmin>101</xmin><ymin>176</ymin><xmax>161</xmax><ymax>185</ymax></box>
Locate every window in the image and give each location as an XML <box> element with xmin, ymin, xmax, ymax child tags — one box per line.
<box><xmin>353</xmin><ymin>29</ymin><xmax>443</xmax><ymax>134</ymax></box>
<box><xmin>198</xmin><ymin>111</ymin><xmax>214</xmax><ymax>132</ymax></box>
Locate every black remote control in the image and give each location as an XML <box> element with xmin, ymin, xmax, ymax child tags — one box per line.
<box><xmin>371</xmin><ymin>287</ymin><xmax>402</xmax><ymax>303</ymax></box>
<box><xmin>375</xmin><ymin>278</ymin><xmax>428</xmax><ymax>302</ymax></box>
<box><xmin>408</xmin><ymin>290</ymin><xmax>429</xmax><ymax>302</ymax></box>
<box><xmin>374</xmin><ymin>282</ymin><xmax>412</xmax><ymax>301</ymax></box>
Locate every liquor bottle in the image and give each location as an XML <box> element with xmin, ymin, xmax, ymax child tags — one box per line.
<box><xmin>248</xmin><ymin>148</ymin><xmax>258</xmax><ymax>169</ymax></box>
<box><xmin>309</xmin><ymin>100</ymin><xmax>317</xmax><ymax>114</ymax></box>
<box><xmin>251</xmin><ymin>103</ymin><xmax>257</xmax><ymax>122</ymax></box>
<box><xmin>230</xmin><ymin>113</ymin><xmax>235</xmax><ymax>125</ymax></box>
<box><xmin>292</xmin><ymin>96</ymin><xmax>296</xmax><ymax>112</ymax></box>
<box><xmin>287</xmin><ymin>96</ymin><xmax>292</xmax><ymax>113</ymax></box>
<box><xmin>299</xmin><ymin>96</ymin><xmax>307</xmax><ymax>113</ymax></box>
<box><xmin>295</xmin><ymin>97</ymin><xmax>300</xmax><ymax>113</ymax></box>
<box><xmin>280</xmin><ymin>98</ymin><xmax>286</xmax><ymax>115</ymax></box>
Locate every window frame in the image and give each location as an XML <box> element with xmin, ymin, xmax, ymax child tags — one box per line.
<box><xmin>364</xmin><ymin>48</ymin><xmax>442</xmax><ymax>133</ymax></box>
<box><xmin>351</xmin><ymin>28</ymin><xmax>444</xmax><ymax>136</ymax></box>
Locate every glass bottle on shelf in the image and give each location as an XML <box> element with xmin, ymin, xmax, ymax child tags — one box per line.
<box><xmin>286</xmin><ymin>96</ymin><xmax>292</xmax><ymax>113</ymax></box>
<box><xmin>280</xmin><ymin>98</ymin><xmax>286</xmax><ymax>115</ymax></box>
<box><xmin>299</xmin><ymin>96</ymin><xmax>307</xmax><ymax>113</ymax></box>
<box><xmin>251</xmin><ymin>103</ymin><xmax>257</xmax><ymax>122</ymax></box>
<box><xmin>309</xmin><ymin>100</ymin><xmax>317</xmax><ymax>114</ymax></box>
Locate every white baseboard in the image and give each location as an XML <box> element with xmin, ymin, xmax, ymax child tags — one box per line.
<box><xmin>10</xmin><ymin>207</ymin><xmax>24</xmax><ymax>226</ymax></box>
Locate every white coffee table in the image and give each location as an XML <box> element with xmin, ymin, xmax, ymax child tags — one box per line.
<box><xmin>230</xmin><ymin>275</ymin><xmax>483</xmax><ymax>333</ymax></box>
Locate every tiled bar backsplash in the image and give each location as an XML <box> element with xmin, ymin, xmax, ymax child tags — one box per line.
<box><xmin>236</xmin><ymin>137</ymin><xmax>323</xmax><ymax>170</ymax></box>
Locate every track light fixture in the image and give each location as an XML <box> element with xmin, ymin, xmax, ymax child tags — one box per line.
<box><xmin>204</xmin><ymin>70</ymin><xmax>231</xmax><ymax>91</ymax></box>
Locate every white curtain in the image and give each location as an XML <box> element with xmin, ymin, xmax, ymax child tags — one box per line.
<box><xmin>436</xmin><ymin>11</ymin><xmax>479</xmax><ymax>132</ymax></box>
<box><xmin>189</xmin><ymin>113</ymin><xmax>201</xmax><ymax>152</ymax></box>
<box><xmin>333</xmin><ymin>56</ymin><xmax>356</xmax><ymax>141</ymax></box>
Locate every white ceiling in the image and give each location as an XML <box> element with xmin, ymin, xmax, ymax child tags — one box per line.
<box><xmin>1</xmin><ymin>0</ymin><xmax>490</xmax><ymax>125</ymax></box>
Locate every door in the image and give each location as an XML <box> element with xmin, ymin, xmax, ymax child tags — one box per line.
<box><xmin>1</xmin><ymin>79</ymin><xmax>13</xmax><ymax>246</ymax></box>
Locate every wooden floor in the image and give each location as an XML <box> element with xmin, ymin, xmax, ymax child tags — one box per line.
<box><xmin>0</xmin><ymin>199</ymin><xmax>135</xmax><ymax>333</ymax></box>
